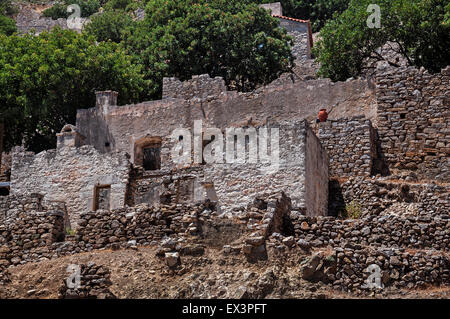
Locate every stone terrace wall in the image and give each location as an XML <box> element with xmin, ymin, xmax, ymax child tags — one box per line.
<box><xmin>0</xmin><ymin>210</ymin><xmax>65</xmax><ymax>266</ymax></box>
<box><xmin>0</xmin><ymin>201</ymin><xmax>219</xmax><ymax>266</ymax></box>
<box><xmin>318</xmin><ymin>116</ymin><xmax>376</xmax><ymax>177</ymax></box>
<box><xmin>290</xmin><ymin>213</ymin><xmax>449</xmax><ymax>251</ymax></box>
<box><xmin>376</xmin><ymin>65</ymin><xmax>450</xmax><ymax>181</ymax></box>
<box><xmin>328</xmin><ymin>177</ymin><xmax>450</xmax><ymax>218</ymax></box>
<box><xmin>10</xmin><ymin>145</ymin><xmax>131</xmax><ymax>228</ymax></box>
<box><xmin>332</xmin><ymin>247</ymin><xmax>448</xmax><ymax>292</ymax></box>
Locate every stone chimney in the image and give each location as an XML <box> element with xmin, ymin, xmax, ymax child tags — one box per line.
<box><xmin>259</xmin><ymin>2</ymin><xmax>283</xmax><ymax>16</ymax></box>
<box><xmin>95</xmin><ymin>90</ymin><xmax>118</xmax><ymax>108</ymax></box>
<box><xmin>56</xmin><ymin>124</ymin><xmax>85</xmax><ymax>149</ymax></box>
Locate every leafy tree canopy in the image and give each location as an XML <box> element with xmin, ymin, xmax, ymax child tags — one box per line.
<box><xmin>0</xmin><ymin>28</ymin><xmax>146</xmax><ymax>152</ymax></box>
<box><xmin>313</xmin><ymin>0</ymin><xmax>450</xmax><ymax>81</ymax></box>
<box><xmin>84</xmin><ymin>9</ymin><xmax>134</xmax><ymax>43</ymax></box>
<box><xmin>0</xmin><ymin>14</ymin><xmax>15</xmax><ymax>35</ymax></box>
<box><xmin>121</xmin><ymin>0</ymin><xmax>294</xmax><ymax>98</ymax></box>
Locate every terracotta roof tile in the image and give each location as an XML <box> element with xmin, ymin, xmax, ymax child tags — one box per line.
<box><xmin>272</xmin><ymin>15</ymin><xmax>310</xmax><ymax>24</ymax></box>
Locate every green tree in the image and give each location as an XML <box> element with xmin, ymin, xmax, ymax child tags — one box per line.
<box><xmin>314</xmin><ymin>0</ymin><xmax>450</xmax><ymax>81</ymax></box>
<box><xmin>84</xmin><ymin>10</ymin><xmax>135</xmax><ymax>43</ymax></box>
<box><xmin>122</xmin><ymin>0</ymin><xmax>294</xmax><ymax>98</ymax></box>
<box><xmin>0</xmin><ymin>14</ymin><xmax>16</xmax><ymax>35</ymax></box>
<box><xmin>103</xmin><ymin>0</ymin><xmax>134</xmax><ymax>12</ymax></box>
<box><xmin>0</xmin><ymin>28</ymin><xmax>146</xmax><ymax>152</ymax></box>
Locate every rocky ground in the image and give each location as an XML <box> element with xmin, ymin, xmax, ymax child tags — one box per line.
<box><xmin>0</xmin><ymin>245</ymin><xmax>448</xmax><ymax>299</ymax></box>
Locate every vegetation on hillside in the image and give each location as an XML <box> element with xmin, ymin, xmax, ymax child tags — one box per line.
<box><xmin>314</xmin><ymin>0</ymin><xmax>450</xmax><ymax>81</ymax></box>
<box><xmin>0</xmin><ymin>0</ymin><xmax>16</xmax><ymax>35</ymax></box>
<box><xmin>0</xmin><ymin>29</ymin><xmax>146</xmax><ymax>152</ymax></box>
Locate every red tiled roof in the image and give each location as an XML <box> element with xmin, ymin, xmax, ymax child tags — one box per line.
<box><xmin>272</xmin><ymin>15</ymin><xmax>310</xmax><ymax>24</ymax></box>
<box><xmin>272</xmin><ymin>15</ymin><xmax>314</xmax><ymax>48</ymax></box>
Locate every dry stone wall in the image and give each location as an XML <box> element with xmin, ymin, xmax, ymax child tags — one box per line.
<box><xmin>162</xmin><ymin>74</ymin><xmax>227</xmax><ymax>100</ymax></box>
<box><xmin>0</xmin><ymin>194</ymin><xmax>44</xmax><ymax>225</ymax></box>
<box><xmin>328</xmin><ymin>177</ymin><xmax>450</xmax><ymax>218</ymax></box>
<box><xmin>0</xmin><ymin>209</ymin><xmax>65</xmax><ymax>266</ymax></box>
<box><xmin>376</xmin><ymin>65</ymin><xmax>450</xmax><ymax>181</ymax></box>
<box><xmin>58</xmin><ymin>262</ymin><xmax>115</xmax><ymax>299</ymax></box>
<box><xmin>318</xmin><ymin>116</ymin><xmax>376</xmax><ymax>177</ymax></box>
<box><xmin>290</xmin><ymin>213</ymin><xmax>449</xmax><ymax>251</ymax></box>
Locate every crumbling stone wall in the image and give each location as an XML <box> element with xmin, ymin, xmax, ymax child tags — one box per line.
<box><xmin>15</xmin><ymin>6</ymin><xmax>88</xmax><ymax>34</ymax></box>
<box><xmin>290</xmin><ymin>213</ymin><xmax>449</xmax><ymax>251</ymax></box>
<box><xmin>58</xmin><ymin>262</ymin><xmax>115</xmax><ymax>299</ymax></box>
<box><xmin>15</xmin><ymin>7</ymin><xmax>68</xmax><ymax>34</ymax></box>
<box><xmin>318</xmin><ymin>116</ymin><xmax>376</xmax><ymax>177</ymax></box>
<box><xmin>0</xmin><ymin>209</ymin><xmax>65</xmax><ymax>266</ymax></box>
<box><xmin>0</xmin><ymin>152</ymin><xmax>11</xmax><ymax>182</ymax></box>
<box><xmin>10</xmin><ymin>144</ymin><xmax>131</xmax><ymax>228</ymax></box>
<box><xmin>162</xmin><ymin>74</ymin><xmax>227</xmax><ymax>100</ymax></box>
<box><xmin>376</xmin><ymin>65</ymin><xmax>450</xmax><ymax>181</ymax></box>
<box><xmin>288</xmin><ymin>31</ymin><xmax>310</xmax><ymax>62</ymax></box>
<box><xmin>328</xmin><ymin>177</ymin><xmax>449</xmax><ymax>218</ymax></box>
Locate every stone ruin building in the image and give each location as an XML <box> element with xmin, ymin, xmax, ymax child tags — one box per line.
<box><xmin>0</xmin><ymin>2</ymin><xmax>448</xmax><ymax>297</ymax></box>
<box><xmin>5</xmin><ymin>61</ymin><xmax>449</xmax><ymax>228</ymax></box>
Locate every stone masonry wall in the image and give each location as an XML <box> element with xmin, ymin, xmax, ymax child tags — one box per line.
<box><xmin>10</xmin><ymin>145</ymin><xmax>131</xmax><ymax>228</ymax></box>
<box><xmin>1</xmin><ymin>196</ymin><xmax>448</xmax><ymax>292</ymax></box>
<box><xmin>376</xmin><ymin>65</ymin><xmax>450</xmax><ymax>181</ymax></box>
<box><xmin>318</xmin><ymin>116</ymin><xmax>376</xmax><ymax>177</ymax></box>
<box><xmin>328</xmin><ymin>177</ymin><xmax>449</xmax><ymax>219</ymax></box>
<box><xmin>162</xmin><ymin>74</ymin><xmax>227</xmax><ymax>100</ymax></box>
<box><xmin>0</xmin><ymin>209</ymin><xmax>65</xmax><ymax>266</ymax></box>
<box><xmin>290</xmin><ymin>213</ymin><xmax>449</xmax><ymax>251</ymax></box>
<box><xmin>0</xmin><ymin>194</ymin><xmax>44</xmax><ymax>225</ymax></box>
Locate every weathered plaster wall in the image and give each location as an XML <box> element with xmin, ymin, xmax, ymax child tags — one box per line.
<box><xmin>9</xmin><ymin>145</ymin><xmax>131</xmax><ymax>228</ymax></box>
<box><xmin>77</xmin><ymin>74</ymin><xmax>376</xmax><ymax>156</ymax></box>
<box><xmin>305</xmin><ymin>126</ymin><xmax>329</xmax><ymax>216</ymax></box>
<box><xmin>376</xmin><ymin>65</ymin><xmax>450</xmax><ymax>181</ymax></box>
<box><xmin>201</xmin><ymin>121</ymin><xmax>309</xmax><ymax>214</ymax></box>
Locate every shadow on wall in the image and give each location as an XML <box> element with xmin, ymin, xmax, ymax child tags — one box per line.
<box><xmin>328</xmin><ymin>180</ymin><xmax>345</xmax><ymax>217</ymax></box>
<box><xmin>371</xmin><ymin>128</ymin><xmax>391</xmax><ymax>177</ymax></box>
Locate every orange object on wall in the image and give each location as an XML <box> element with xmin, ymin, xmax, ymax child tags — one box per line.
<box><xmin>318</xmin><ymin>109</ymin><xmax>328</xmax><ymax>122</ymax></box>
